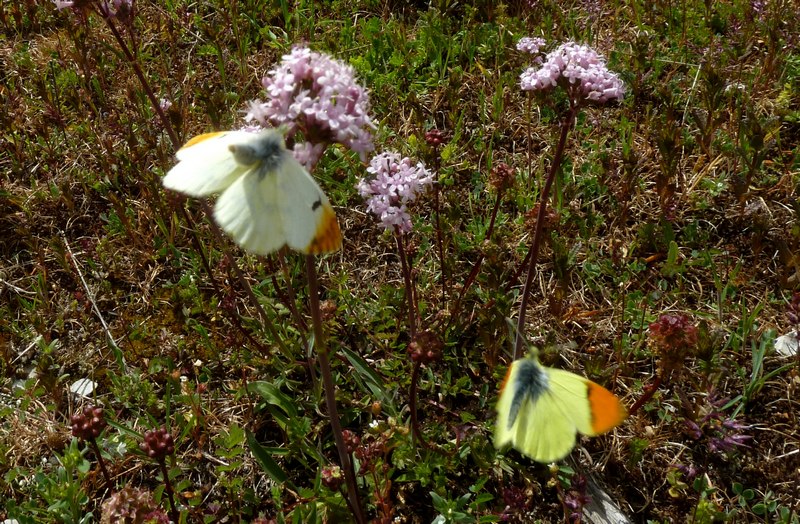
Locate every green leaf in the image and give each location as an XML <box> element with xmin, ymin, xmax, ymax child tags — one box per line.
<box><xmin>248</xmin><ymin>381</ymin><xmax>298</xmax><ymax>418</ymax></box>
<box><xmin>341</xmin><ymin>347</ymin><xmax>396</xmax><ymax>414</ymax></box>
<box><xmin>246</xmin><ymin>430</ymin><xmax>293</xmax><ymax>489</ymax></box>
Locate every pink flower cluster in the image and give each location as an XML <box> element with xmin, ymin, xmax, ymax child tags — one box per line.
<box><xmin>519</xmin><ymin>42</ymin><xmax>625</xmax><ymax>104</ymax></box>
<box><xmin>357</xmin><ymin>152</ymin><xmax>434</xmax><ymax>234</ymax></box>
<box><xmin>246</xmin><ymin>46</ymin><xmax>375</xmax><ymax>167</ymax></box>
<box><xmin>53</xmin><ymin>0</ymin><xmax>132</xmax><ymax>18</ymax></box>
<box><xmin>516</xmin><ymin>37</ymin><xmax>546</xmax><ymax>55</ymax></box>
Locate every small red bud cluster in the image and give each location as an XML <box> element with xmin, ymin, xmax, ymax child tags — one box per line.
<box><xmin>71</xmin><ymin>405</ymin><xmax>107</xmax><ymax>441</ymax></box>
<box><xmin>341</xmin><ymin>429</ymin><xmax>360</xmax><ymax>454</ymax></box>
<box><xmin>139</xmin><ymin>426</ymin><xmax>175</xmax><ymax>461</ymax></box>
<box><xmin>407</xmin><ymin>330</ymin><xmax>443</xmax><ymax>364</ymax></box>
<box><xmin>489</xmin><ymin>162</ymin><xmax>516</xmax><ymax>193</ymax></box>
<box><xmin>649</xmin><ymin>313</ymin><xmax>698</xmax><ymax>373</ymax></box>
<box><xmin>424</xmin><ymin>129</ymin><xmax>445</xmax><ymax>147</ymax></box>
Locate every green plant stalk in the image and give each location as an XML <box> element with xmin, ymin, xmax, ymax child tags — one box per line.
<box><xmin>409</xmin><ymin>361</ymin><xmax>430</xmax><ymax>449</ymax></box>
<box><xmin>430</xmin><ymin>148</ymin><xmax>448</xmax><ymax>301</ymax></box>
<box><xmin>513</xmin><ymin>105</ymin><xmax>578</xmax><ymax>360</ymax></box>
<box><xmin>305</xmin><ymin>255</ymin><xmax>366</xmax><ymax>524</ymax></box>
<box><xmin>395</xmin><ymin>232</ymin><xmax>430</xmax><ymax>447</ymax></box>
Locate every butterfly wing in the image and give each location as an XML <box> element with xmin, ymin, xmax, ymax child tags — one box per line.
<box><xmin>494</xmin><ymin>362</ymin><xmax>521</xmax><ymax>451</ymax></box>
<box><xmin>495</xmin><ymin>358</ymin><xmax>579</xmax><ymax>463</ymax></box>
<box><xmin>545</xmin><ymin>368</ymin><xmax>627</xmax><ymax>436</ymax></box>
<box><xmin>163</xmin><ymin>131</ymin><xmax>253</xmax><ymax>197</ymax></box>
<box><xmin>166</xmin><ymin>128</ymin><xmax>341</xmax><ymax>255</ymax></box>
<box><xmin>213</xmin><ymin>166</ymin><xmax>286</xmax><ymax>255</ymax></box>
<box><xmin>276</xmin><ymin>157</ymin><xmax>342</xmax><ymax>254</ymax></box>
<box><xmin>495</xmin><ymin>357</ymin><xmax>626</xmax><ymax>463</ymax></box>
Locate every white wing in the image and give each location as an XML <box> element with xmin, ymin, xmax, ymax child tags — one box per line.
<box><xmin>163</xmin><ymin>132</ymin><xmax>253</xmax><ymax>197</ymax></box>
<box><xmin>213</xmin><ymin>167</ymin><xmax>286</xmax><ymax>255</ymax></box>
<box><xmin>277</xmin><ymin>158</ymin><xmax>342</xmax><ymax>254</ymax></box>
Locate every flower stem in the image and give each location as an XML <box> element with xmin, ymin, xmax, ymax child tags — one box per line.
<box><xmin>513</xmin><ymin>105</ymin><xmax>578</xmax><ymax>360</ymax></box>
<box><xmin>443</xmin><ymin>189</ymin><xmax>503</xmax><ymax>332</ymax></box>
<box><xmin>305</xmin><ymin>256</ymin><xmax>366</xmax><ymax>524</ymax></box>
<box><xmin>158</xmin><ymin>459</ymin><xmax>180</xmax><ymax>524</ymax></box>
<box><xmin>88</xmin><ymin>438</ymin><xmax>112</xmax><ymax>490</ymax></box>
<box><xmin>628</xmin><ymin>373</ymin><xmax>663</xmax><ymax>416</ymax></box>
<box><xmin>395</xmin><ymin>233</ymin><xmax>417</xmax><ymax>341</ymax></box>
<box><xmin>101</xmin><ymin>14</ymin><xmax>179</xmax><ymax>148</ymax></box>
<box><xmin>409</xmin><ymin>361</ymin><xmax>431</xmax><ymax>449</ymax></box>
<box><xmin>433</xmin><ymin>178</ymin><xmax>447</xmax><ymax>301</ymax></box>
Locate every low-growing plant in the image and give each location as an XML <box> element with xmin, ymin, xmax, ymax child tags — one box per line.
<box><xmin>3</xmin><ymin>0</ymin><xmax>798</xmax><ymax>521</ymax></box>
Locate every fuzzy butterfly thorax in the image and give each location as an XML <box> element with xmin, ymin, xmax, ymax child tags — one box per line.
<box><xmin>229</xmin><ymin>131</ymin><xmax>286</xmax><ymax>174</ymax></box>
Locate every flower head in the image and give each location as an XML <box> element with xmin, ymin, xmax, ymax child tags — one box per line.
<box><xmin>246</xmin><ymin>46</ymin><xmax>375</xmax><ymax>168</ymax></box>
<box><xmin>357</xmin><ymin>152</ymin><xmax>434</xmax><ymax>234</ymax></box>
<box><xmin>139</xmin><ymin>426</ymin><xmax>175</xmax><ymax>462</ymax></box>
<box><xmin>684</xmin><ymin>392</ymin><xmax>753</xmax><ymax>455</ymax></box>
<box><xmin>53</xmin><ymin>0</ymin><xmax>133</xmax><ymax>19</ymax></box>
<box><xmin>71</xmin><ymin>405</ymin><xmax>107</xmax><ymax>441</ymax></box>
<box><xmin>100</xmin><ymin>487</ymin><xmax>156</xmax><ymax>524</ymax></box>
<box><xmin>520</xmin><ymin>42</ymin><xmax>625</xmax><ymax>104</ymax></box>
<box><xmin>516</xmin><ymin>36</ymin><xmax>546</xmax><ymax>55</ymax></box>
<box><xmin>563</xmin><ymin>474</ymin><xmax>592</xmax><ymax>521</ymax></box>
<box><xmin>649</xmin><ymin>313</ymin><xmax>698</xmax><ymax>373</ymax></box>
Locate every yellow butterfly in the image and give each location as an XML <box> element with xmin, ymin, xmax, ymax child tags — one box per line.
<box><xmin>163</xmin><ymin>129</ymin><xmax>342</xmax><ymax>255</ymax></box>
<box><xmin>494</xmin><ymin>353</ymin><xmax>627</xmax><ymax>463</ymax></box>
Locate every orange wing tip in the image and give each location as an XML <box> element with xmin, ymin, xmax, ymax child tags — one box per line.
<box><xmin>498</xmin><ymin>363</ymin><xmax>516</xmax><ymax>394</ymax></box>
<box><xmin>304</xmin><ymin>206</ymin><xmax>343</xmax><ymax>254</ymax></box>
<box><xmin>587</xmin><ymin>381</ymin><xmax>627</xmax><ymax>434</ymax></box>
<box><xmin>180</xmin><ymin>132</ymin><xmax>229</xmax><ymax>150</ymax></box>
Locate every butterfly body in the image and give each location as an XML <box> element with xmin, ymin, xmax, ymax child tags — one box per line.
<box><xmin>163</xmin><ymin>130</ymin><xmax>341</xmax><ymax>255</ymax></box>
<box><xmin>494</xmin><ymin>355</ymin><xmax>626</xmax><ymax>463</ymax></box>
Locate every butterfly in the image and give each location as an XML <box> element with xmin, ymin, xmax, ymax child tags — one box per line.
<box><xmin>494</xmin><ymin>353</ymin><xmax>627</xmax><ymax>463</ymax></box>
<box><xmin>163</xmin><ymin>129</ymin><xmax>342</xmax><ymax>255</ymax></box>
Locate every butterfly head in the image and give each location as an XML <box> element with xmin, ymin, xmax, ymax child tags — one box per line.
<box><xmin>229</xmin><ymin>130</ymin><xmax>286</xmax><ymax>175</ymax></box>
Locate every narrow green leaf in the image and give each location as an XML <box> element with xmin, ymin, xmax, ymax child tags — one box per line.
<box><xmin>246</xmin><ymin>430</ymin><xmax>293</xmax><ymax>489</ymax></box>
<box><xmin>341</xmin><ymin>346</ymin><xmax>385</xmax><ymax>394</ymax></box>
<box><xmin>248</xmin><ymin>381</ymin><xmax>298</xmax><ymax>418</ymax></box>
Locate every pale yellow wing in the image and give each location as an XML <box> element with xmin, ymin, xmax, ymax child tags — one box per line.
<box><xmin>494</xmin><ymin>356</ymin><xmax>626</xmax><ymax>463</ymax></box>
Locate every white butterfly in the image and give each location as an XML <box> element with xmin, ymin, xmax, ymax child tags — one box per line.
<box><xmin>163</xmin><ymin>129</ymin><xmax>342</xmax><ymax>255</ymax></box>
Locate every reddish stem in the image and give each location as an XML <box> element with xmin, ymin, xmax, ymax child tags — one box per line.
<box><xmin>628</xmin><ymin>373</ymin><xmax>663</xmax><ymax>416</ymax></box>
<box><xmin>409</xmin><ymin>361</ymin><xmax>431</xmax><ymax>449</ymax></box>
<box><xmin>88</xmin><ymin>438</ymin><xmax>112</xmax><ymax>490</ymax></box>
<box><xmin>395</xmin><ymin>233</ymin><xmax>418</xmax><ymax>341</ymax></box>
<box><xmin>513</xmin><ymin>105</ymin><xmax>578</xmax><ymax>359</ymax></box>
<box><xmin>158</xmin><ymin>459</ymin><xmax>180</xmax><ymax>524</ymax></box>
<box><xmin>306</xmin><ymin>256</ymin><xmax>366</xmax><ymax>524</ymax></box>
